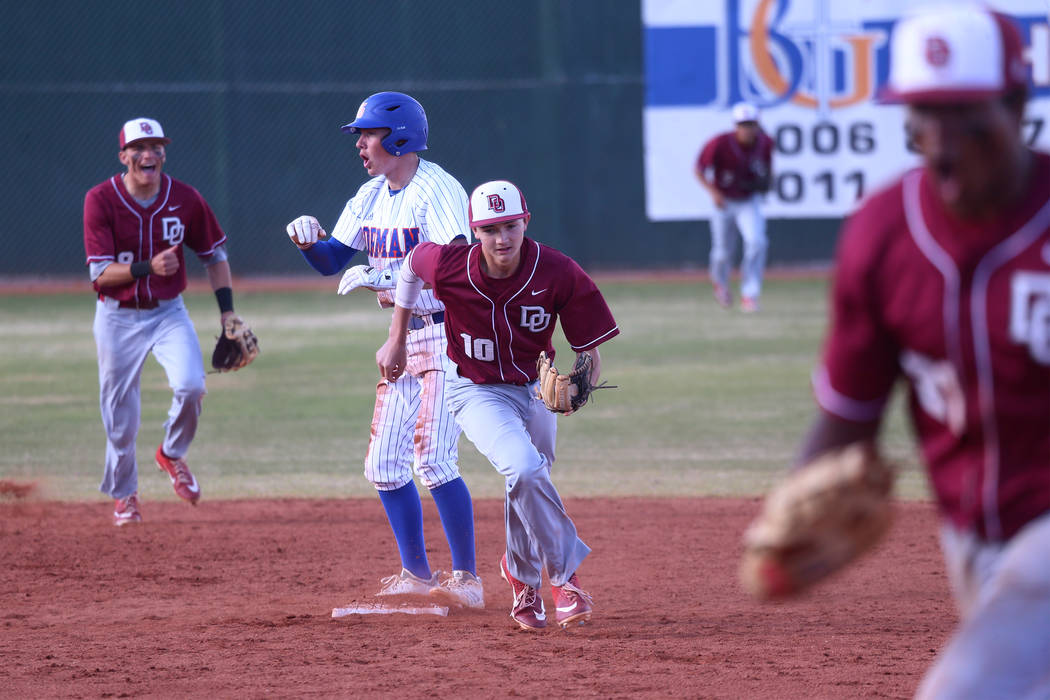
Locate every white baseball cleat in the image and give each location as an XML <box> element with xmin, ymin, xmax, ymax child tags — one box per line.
<box><xmin>430</xmin><ymin>570</ymin><xmax>484</xmax><ymax>609</ymax></box>
<box><xmin>376</xmin><ymin>568</ymin><xmax>440</xmax><ymax>597</ymax></box>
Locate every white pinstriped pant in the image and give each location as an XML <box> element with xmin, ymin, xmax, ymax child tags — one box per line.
<box><xmin>364</xmin><ymin>321</ymin><xmax>462</xmax><ymax>491</ymax></box>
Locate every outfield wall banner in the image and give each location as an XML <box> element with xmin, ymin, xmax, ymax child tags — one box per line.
<box><xmin>643</xmin><ymin>0</ymin><xmax>1050</xmax><ymax>221</ymax></box>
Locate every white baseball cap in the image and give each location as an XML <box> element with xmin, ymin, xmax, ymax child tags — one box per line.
<box><xmin>119</xmin><ymin>118</ymin><xmax>170</xmax><ymax>149</ymax></box>
<box><xmin>468</xmin><ymin>180</ymin><xmax>530</xmax><ymax>227</ymax></box>
<box><xmin>732</xmin><ymin>102</ymin><xmax>760</xmax><ymax>124</ymax></box>
<box><xmin>881</xmin><ymin>5</ymin><xmax>1027</xmax><ymax>103</ymax></box>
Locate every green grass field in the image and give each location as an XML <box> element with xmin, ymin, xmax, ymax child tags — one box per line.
<box><xmin>0</xmin><ymin>278</ymin><xmax>929</xmax><ymax>503</ymax></box>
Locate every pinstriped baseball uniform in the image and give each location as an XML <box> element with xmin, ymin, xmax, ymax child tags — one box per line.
<box><xmin>331</xmin><ymin>158</ymin><xmax>470</xmax><ymax>490</ymax></box>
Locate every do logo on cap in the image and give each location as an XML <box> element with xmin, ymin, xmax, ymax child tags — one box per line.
<box><xmin>469</xmin><ymin>180</ymin><xmax>530</xmax><ymax>228</ymax></box>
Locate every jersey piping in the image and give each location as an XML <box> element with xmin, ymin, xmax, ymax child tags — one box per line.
<box><xmin>904</xmin><ymin>170</ymin><xmax>1050</xmax><ymax>541</ymax></box>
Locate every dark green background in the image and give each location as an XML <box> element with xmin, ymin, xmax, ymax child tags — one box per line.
<box><xmin>1</xmin><ymin>0</ymin><xmax>840</xmax><ymax>277</ymax></box>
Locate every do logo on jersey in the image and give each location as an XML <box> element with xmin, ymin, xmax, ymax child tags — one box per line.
<box><xmin>1009</xmin><ymin>272</ymin><xmax>1050</xmax><ymax>364</ymax></box>
<box><xmin>487</xmin><ymin>194</ymin><xmax>506</xmax><ymax>213</ymax></box>
<box><xmin>520</xmin><ymin>305</ymin><xmax>551</xmax><ymax>332</ymax></box>
<box><xmin>162</xmin><ymin>216</ymin><xmax>185</xmax><ymax>246</ymax></box>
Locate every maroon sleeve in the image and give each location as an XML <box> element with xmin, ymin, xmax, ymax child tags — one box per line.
<box><xmin>697</xmin><ymin>134</ymin><xmax>721</xmax><ymax>172</ymax></box>
<box><xmin>83</xmin><ymin>183</ymin><xmax>115</xmax><ymax>266</ymax></box>
<box><xmin>182</xmin><ymin>186</ymin><xmax>227</xmax><ymax>257</ymax></box>
<box><xmin>557</xmin><ymin>257</ymin><xmax>619</xmax><ymax>351</ymax></box>
<box><xmin>407</xmin><ymin>241</ymin><xmax>441</xmax><ymax>285</ymax></box>
<box><xmin>815</xmin><ymin>193</ymin><xmax>901</xmax><ymax>422</ymax></box>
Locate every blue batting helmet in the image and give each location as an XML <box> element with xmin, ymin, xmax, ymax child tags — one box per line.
<box><xmin>341</xmin><ymin>92</ymin><xmax>428</xmax><ymax>156</ymax></box>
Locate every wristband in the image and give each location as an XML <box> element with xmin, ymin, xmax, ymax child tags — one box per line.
<box><xmin>129</xmin><ymin>261</ymin><xmax>152</xmax><ymax>279</ymax></box>
<box><xmin>214</xmin><ymin>286</ymin><xmax>234</xmax><ymax>314</ymax></box>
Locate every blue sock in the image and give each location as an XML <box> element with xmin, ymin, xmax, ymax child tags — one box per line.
<box><xmin>377</xmin><ymin>482</ymin><xmax>430</xmax><ymax>580</ymax></box>
<box><xmin>430</xmin><ymin>477</ymin><xmax>476</xmax><ymax>574</ymax></box>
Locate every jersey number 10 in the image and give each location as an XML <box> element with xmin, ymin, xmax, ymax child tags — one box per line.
<box><xmin>460</xmin><ymin>334</ymin><xmax>495</xmax><ymax>362</ymax></box>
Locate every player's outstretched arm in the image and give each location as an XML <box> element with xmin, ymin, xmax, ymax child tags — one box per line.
<box><xmin>285</xmin><ymin>214</ymin><xmax>357</xmax><ymax>275</ymax></box>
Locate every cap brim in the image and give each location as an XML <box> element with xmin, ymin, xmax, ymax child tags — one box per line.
<box><xmin>122</xmin><ymin>136</ymin><xmax>171</xmax><ymax>148</ymax></box>
<box><xmin>470</xmin><ymin>212</ymin><xmax>528</xmax><ymax>227</ymax></box>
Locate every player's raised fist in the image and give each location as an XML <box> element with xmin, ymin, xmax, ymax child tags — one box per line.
<box><xmin>286</xmin><ymin>215</ymin><xmax>326</xmax><ymax>249</ymax></box>
<box><xmin>150</xmin><ymin>245</ymin><xmax>180</xmax><ymax>277</ymax></box>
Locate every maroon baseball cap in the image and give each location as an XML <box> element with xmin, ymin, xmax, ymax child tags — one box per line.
<box><xmin>880</xmin><ymin>6</ymin><xmax>1028</xmax><ymax>104</ymax></box>
<box><xmin>119</xmin><ymin>118</ymin><xmax>171</xmax><ymax>148</ymax></box>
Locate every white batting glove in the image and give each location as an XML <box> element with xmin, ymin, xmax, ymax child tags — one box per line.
<box><xmin>338</xmin><ymin>265</ymin><xmax>396</xmax><ymax>295</ymax></box>
<box><xmin>286</xmin><ymin>215</ymin><xmax>326</xmax><ymax>249</ymax></box>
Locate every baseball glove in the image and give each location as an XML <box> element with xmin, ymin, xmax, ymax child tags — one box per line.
<box><xmin>739</xmin><ymin>442</ymin><xmax>895</xmax><ymax>600</ymax></box>
<box><xmin>536</xmin><ymin>351</ymin><xmax>611</xmax><ymax>414</ymax></box>
<box><xmin>337</xmin><ymin>265</ymin><xmax>396</xmax><ymax>295</ymax></box>
<box><xmin>210</xmin><ymin>314</ymin><xmax>259</xmax><ymax>373</ymax></box>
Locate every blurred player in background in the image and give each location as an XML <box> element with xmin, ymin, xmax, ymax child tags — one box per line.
<box><xmin>84</xmin><ymin>117</ymin><xmax>244</xmax><ymax>525</ymax></box>
<box><xmin>695</xmin><ymin>102</ymin><xmax>774</xmax><ymax>312</ymax></box>
<box><xmin>377</xmin><ymin>180</ymin><xmax>620</xmax><ymax>630</ymax></box>
<box><xmin>793</xmin><ymin>6</ymin><xmax>1050</xmax><ymax>697</ymax></box>
<box><xmin>285</xmin><ymin>92</ymin><xmax>482</xmax><ymax>608</ymax></box>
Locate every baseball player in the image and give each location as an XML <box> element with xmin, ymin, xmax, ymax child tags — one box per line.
<box><xmin>285</xmin><ymin>92</ymin><xmax>482</xmax><ymax>608</ymax></box>
<box><xmin>792</xmin><ymin>7</ymin><xmax>1050</xmax><ymax>697</ymax></box>
<box><xmin>695</xmin><ymin>102</ymin><xmax>774</xmax><ymax>312</ymax></box>
<box><xmin>84</xmin><ymin>117</ymin><xmax>244</xmax><ymax>525</ymax></box>
<box><xmin>376</xmin><ymin>180</ymin><xmax>620</xmax><ymax>631</ymax></box>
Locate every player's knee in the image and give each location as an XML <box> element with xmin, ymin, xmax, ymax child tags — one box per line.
<box><xmin>506</xmin><ymin>456</ymin><xmax>550</xmax><ymax>492</ymax></box>
<box><xmin>364</xmin><ymin>461</ymin><xmax>413</xmax><ymax>491</ymax></box>
<box><xmin>173</xmin><ymin>377</ymin><xmax>206</xmax><ymax>402</ymax></box>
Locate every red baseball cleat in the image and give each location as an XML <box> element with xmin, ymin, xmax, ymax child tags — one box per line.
<box><xmin>500</xmin><ymin>554</ymin><xmax>546</xmax><ymax>631</ymax></box>
<box><xmin>155</xmin><ymin>445</ymin><xmax>201</xmax><ymax>504</ymax></box>
<box><xmin>740</xmin><ymin>297</ymin><xmax>760</xmax><ymax>313</ymax></box>
<box><xmin>113</xmin><ymin>492</ymin><xmax>142</xmax><ymax>526</ymax></box>
<box><xmin>552</xmin><ymin>573</ymin><xmax>593</xmax><ymax>629</ymax></box>
<box><xmin>713</xmin><ymin>284</ymin><xmax>732</xmax><ymax>309</ymax></box>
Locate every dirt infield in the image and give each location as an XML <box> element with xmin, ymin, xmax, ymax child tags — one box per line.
<box><xmin>1</xmin><ymin>496</ymin><xmax>951</xmax><ymax>698</ymax></box>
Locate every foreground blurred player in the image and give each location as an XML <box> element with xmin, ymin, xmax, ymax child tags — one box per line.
<box><xmin>284</xmin><ymin>92</ymin><xmax>481</xmax><ymax>607</ymax></box>
<box><xmin>793</xmin><ymin>7</ymin><xmax>1050</xmax><ymax>697</ymax></box>
<box><xmin>377</xmin><ymin>180</ymin><xmax>619</xmax><ymax>630</ymax></box>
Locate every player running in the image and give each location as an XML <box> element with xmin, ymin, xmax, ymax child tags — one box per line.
<box><xmin>790</xmin><ymin>7</ymin><xmax>1050</xmax><ymax>697</ymax></box>
<box><xmin>376</xmin><ymin>180</ymin><xmax>620</xmax><ymax>630</ymax></box>
<box><xmin>285</xmin><ymin>92</ymin><xmax>482</xmax><ymax>608</ymax></box>
<box><xmin>84</xmin><ymin>117</ymin><xmax>246</xmax><ymax>525</ymax></box>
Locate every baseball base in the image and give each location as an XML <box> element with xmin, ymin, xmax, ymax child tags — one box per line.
<box><xmin>331</xmin><ymin>602</ymin><xmax>449</xmax><ymax>618</ymax></box>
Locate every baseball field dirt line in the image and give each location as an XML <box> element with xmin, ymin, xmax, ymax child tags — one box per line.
<box><xmin>0</xmin><ymin>496</ymin><xmax>951</xmax><ymax>699</ymax></box>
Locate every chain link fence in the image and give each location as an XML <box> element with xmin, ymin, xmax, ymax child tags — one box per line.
<box><xmin>2</xmin><ymin>0</ymin><xmax>840</xmax><ymax>278</ymax></box>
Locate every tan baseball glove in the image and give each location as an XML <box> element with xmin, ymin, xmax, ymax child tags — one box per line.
<box><xmin>536</xmin><ymin>351</ymin><xmax>608</xmax><ymax>414</ymax></box>
<box><xmin>739</xmin><ymin>442</ymin><xmax>895</xmax><ymax>600</ymax></box>
<box><xmin>211</xmin><ymin>314</ymin><xmax>259</xmax><ymax>373</ymax></box>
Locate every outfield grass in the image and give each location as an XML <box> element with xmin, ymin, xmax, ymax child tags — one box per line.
<box><xmin>0</xmin><ymin>278</ymin><xmax>928</xmax><ymax>502</ymax></box>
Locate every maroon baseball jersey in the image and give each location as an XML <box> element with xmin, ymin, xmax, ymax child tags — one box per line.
<box><xmin>697</xmin><ymin>130</ymin><xmax>774</xmax><ymax>200</ymax></box>
<box><xmin>816</xmin><ymin>150</ymin><xmax>1050</xmax><ymax>541</ymax></box>
<box><xmin>409</xmin><ymin>238</ymin><xmax>619</xmax><ymax>385</ymax></box>
<box><xmin>84</xmin><ymin>173</ymin><xmax>227</xmax><ymax>303</ymax></box>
